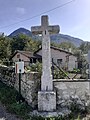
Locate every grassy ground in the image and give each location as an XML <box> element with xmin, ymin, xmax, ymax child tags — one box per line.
<box><xmin>0</xmin><ymin>81</ymin><xmax>32</xmax><ymax>119</ymax></box>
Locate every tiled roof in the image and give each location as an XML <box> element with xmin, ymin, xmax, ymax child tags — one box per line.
<box><xmin>34</xmin><ymin>46</ymin><xmax>74</xmax><ymax>55</ymax></box>
<box><xmin>10</xmin><ymin>50</ymin><xmax>41</xmax><ymax>60</ymax></box>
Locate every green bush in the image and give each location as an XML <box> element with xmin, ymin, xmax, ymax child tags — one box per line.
<box><xmin>9</xmin><ymin>102</ymin><xmax>32</xmax><ymax>119</ymax></box>
<box><xmin>0</xmin><ymin>82</ymin><xmax>17</xmax><ymax>105</ymax></box>
<box><xmin>27</xmin><ymin>62</ymin><xmax>42</xmax><ymax>78</ymax></box>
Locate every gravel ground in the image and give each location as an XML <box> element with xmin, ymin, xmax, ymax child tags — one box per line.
<box><xmin>0</xmin><ymin>102</ymin><xmax>22</xmax><ymax>120</ymax></box>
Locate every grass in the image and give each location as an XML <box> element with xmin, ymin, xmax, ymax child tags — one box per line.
<box><xmin>0</xmin><ymin>80</ymin><xmax>32</xmax><ymax>119</ymax></box>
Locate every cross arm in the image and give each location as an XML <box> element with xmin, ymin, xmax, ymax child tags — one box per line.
<box><xmin>31</xmin><ymin>25</ymin><xmax>60</xmax><ymax>35</ymax></box>
<box><xmin>31</xmin><ymin>26</ymin><xmax>42</xmax><ymax>35</ymax></box>
<box><xmin>48</xmin><ymin>25</ymin><xmax>60</xmax><ymax>34</ymax></box>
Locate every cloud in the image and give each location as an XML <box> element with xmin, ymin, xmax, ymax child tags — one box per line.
<box><xmin>16</xmin><ymin>7</ymin><xmax>26</xmax><ymax>15</ymax></box>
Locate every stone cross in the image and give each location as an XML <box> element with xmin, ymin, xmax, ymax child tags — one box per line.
<box><xmin>31</xmin><ymin>15</ymin><xmax>60</xmax><ymax>91</ymax></box>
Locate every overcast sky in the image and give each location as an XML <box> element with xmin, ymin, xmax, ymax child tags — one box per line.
<box><xmin>0</xmin><ymin>0</ymin><xmax>90</xmax><ymax>41</ymax></box>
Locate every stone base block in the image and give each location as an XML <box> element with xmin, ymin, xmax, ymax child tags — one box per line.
<box><xmin>38</xmin><ymin>91</ymin><xmax>56</xmax><ymax>111</ymax></box>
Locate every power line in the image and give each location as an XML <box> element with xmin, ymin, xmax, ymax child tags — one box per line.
<box><xmin>0</xmin><ymin>0</ymin><xmax>75</xmax><ymax>29</ymax></box>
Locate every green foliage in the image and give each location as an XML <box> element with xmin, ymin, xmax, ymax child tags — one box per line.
<box><xmin>0</xmin><ymin>81</ymin><xmax>32</xmax><ymax>119</ymax></box>
<box><xmin>30</xmin><ymin>62</ymin><xmax>42</xmax><ymax>72</ymax></box>
<box><xmin>58</xmin><ymin>42</ymin><xmax>77</xmax><ymax>52</ymax></box>
<box><xmin>26</xmin><ymin>116</ymin><xmax>68</xmax><ymax>120</ymax></box>
<box><xmin>0</xmin><ymin>33</ymin><xmax>41</xmax><ymax>64</ymax></box>
<box><xmin>27</xmin><ymin>115</ymin><xmax>82</xmax><ymax>120</ymax></box>
<box><xmin>74</xmin><ymin>50</ymin><xmax>86</xmax><ymax>62</ymax></box>
<box><xmin>0</xmin><ymin>35</ymin><xmax>11</xmax><ymax>60</ymax></box>
<box><xmin>27</xmin><ymin>62</ymin><xmax>67</xmax><ymax>79</ymax></box>
<box><xmin>51</xmin><ymin>42</ymin><xmax>59</xmax><ymax>47</ymax></box>
<box><xmin>79</xmin><ymin>42</ymin><xmax>90</xmax><ymax>54</ymax></box>
<box><xmin>11</xmin><ymin>34</ymin><xmax>41</xmax><ymax>53</ymax></box>
<box><xmin>11</xmin><ymin>34</ymin><xmax>28</xmax><ymax>53</ymax></box>
<box><xmin>0</xmin><ymin>81</ymin><xmax>17</xmax><ymax>105</ymax></box>
<box><xmin>53</xmin><ymin>67</ymin><xmax>67</xmax><ymax>79</ymax></box>
<box><xmin>24</xmin><ymin>38</ymin><xmax>41</xmax><ymax>52</ymax></box>
<box><xmin>76</xmin><ymin>115</ymin><xmax>80</xmax><ymax>120</ymax></box>
<box><xmin>28</xmin><ymin>62</ymin><xmax>67</xmax><ymax>79</ymax></box>
<box><xmin>10</xmin><ymin>102</ymin><xmax>31</xmax><ymax>119</ymax></box>
<box><xmin>27</xmin><ymin>62</ymin><xmax>42</xmax><ymax>78</ymax></box>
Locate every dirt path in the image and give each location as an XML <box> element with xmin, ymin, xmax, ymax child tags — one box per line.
<box><xmin>0</xmin><ymin>102</ymin><xmax>22</xmax><ymax>120</ymax></box>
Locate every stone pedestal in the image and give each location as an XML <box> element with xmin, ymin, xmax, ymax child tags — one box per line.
<box><xmin>38</xmin><ymin>91</ymin><xmax>56</xmax><ymax>111</ymax></box>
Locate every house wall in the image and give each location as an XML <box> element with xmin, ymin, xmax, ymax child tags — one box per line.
<box><xmin>51</xmin><ymin>49</ymin><xmax>67</xmax><ymax>65</ymax></box>
<box><xmin>68</xmin><ymin>55</ymin><xmax>77</xmax><ymax>71</ymax></box>
<box><xmin>36</xmin><ymin>48</ymin><xmax>77</xmax><ymax>70</ymax></box>
<box><xmin>37</xmin><ymin>48</ymin><xmax>67</xmax><ymax>64</ymax></box>
<box><xmin>12</xmin><ymin>53</ymin><xmax>30</xmax><ymax>66</ymax></box>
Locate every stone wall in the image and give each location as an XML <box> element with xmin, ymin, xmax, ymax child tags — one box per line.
<box><xmin>0</xmin><ymin>65</ymin><xmax>16</xmax><ymax>86</ymax></box>
<box><xmin>0</xmin><ymin>64</ymin><xmax>40</xmax><ymax>108</ymax></box>
<box><xmin>15</xmin><ymin>72</ymin><xmax>40</xmax><ymax>108</ymax></box>
<box><xmin>53</xmin><ymin>79</ymin><xmax>90</xmax><ymax>111</ymax></box>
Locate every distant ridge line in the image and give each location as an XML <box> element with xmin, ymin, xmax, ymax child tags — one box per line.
<box><xmin>8</xmin><ymin>27</ymin><xmax>84</xmax><ymax>47</ymax></box>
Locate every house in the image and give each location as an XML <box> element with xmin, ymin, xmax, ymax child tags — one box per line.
<box><xmin>10</xmin><ymin>50</ymin><xmax>41</xmax><ymax>66</ymax></box>
<box><xmin>35</xmin><ymin>46</ymin><xmax>78</xmax><ymax>71</ymax></box>
<box><xmin>10</xmin><ymin>46</ymin><xmax>77</xmax><ymax>71</ymax></box>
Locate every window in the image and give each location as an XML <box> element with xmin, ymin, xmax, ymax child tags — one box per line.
<box><xmin>17</xmin><ymin>54</ymin><xmax>20</xmax><ymax>58</ymax></box>
<box><xmin>57</xmin><ymin>59</ymin><xmax>62</xmax><ymax>65</ymax></box>
<box><xmin>33</xmin><ymin>58</ymin><xmax>36</xmax><ymax>63</ymax></box>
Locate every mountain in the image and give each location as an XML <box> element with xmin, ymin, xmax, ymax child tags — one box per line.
<box><xmin>50</xmin><ymin>34</ymin><xmax>83</xmax><ymax>47</ymax></box>
<box><xmin>9</xmin><ymin>28</ymin><xmax>32</xmax><ymax>37</ymax></box>
<box><xmin>9</xmin><ymin>28</ymin><xmax>84</xmax><ymax>47</ymax></box>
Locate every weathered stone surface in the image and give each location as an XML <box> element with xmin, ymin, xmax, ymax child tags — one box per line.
<box><xmin>38</xmin><ymin>91</ymin><xmax>56</xmax><ymax>111</ymax></box>
<box><xmin>31</xmin><ymin>15</ymin><xmax>60</xmax><ymax>91</ymax></box>
<box><xmin>54</xmin><ymin>80</ymin><xmax>90</xmax><ymax>111</ymax></box>
<box><xmin>54</xmin><ymin>81</ymin><xmax>90</xmax><ymax>98</ymax></box>
<box><xmin>30</xmin><ymin>109</ymin><xmax>71</xmax><ymax>118</ymax></box>
<box><xmin>0</xmin><ymin>65</ymin><xmax>40</xmax><ymax>108</ymax></box>
<box><xmin>31</xmin><ymin>15</ymin><xmax>60</xmax><ymax>35</ymax></box>
<box><xmin>31</xmin><ymin>15</ymin><xmax>59</xmax><ymax>112</ymax></box>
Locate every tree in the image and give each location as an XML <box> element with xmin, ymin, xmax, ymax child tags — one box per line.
<box><xmin>79</xmin><ymin>42</ymin><xmax>90</xmax><ymax>54</ymax></box>
<box><xmin>11</xmin><ymin>34</ymin><xmax>28</xmax><ymax>53</ymax></box>
<box><xmin>0</xmin><ymin>35</ymin><xmax>11</xmax><ymax>60</ymax></box>
<box><xmin>10</xmin><ymin>34</ymin><xmax>41</xmax><ymax>53</ymax></box>
<box><xmin>24</xmin><ymin>38</ymin><xmax>41</xmax><ymax>52</ymax></box>
<box><xmin>58</xmin><ymin>42</ymin><xmax>77</xmax><ymax>52</ymax></box>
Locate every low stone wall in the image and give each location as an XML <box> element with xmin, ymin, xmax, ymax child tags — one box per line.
<box><xmin>0</xmin><ymin>65</ymin><xmax>40</xmax><ymax>108</ymax></box>
<box><xmin>0</xmin><ymin>65</ymin><xmax>16</xmax><ymax>86</ymax></box>
<box><xmin>15</xmin><ymin>73</ymin><xmax>40</xmax><ymax>108</ymax></box>
<box><xmin>53</xmin><ymin>79</ymin><xmax>90</xmax><ymax>111</ymax></box>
